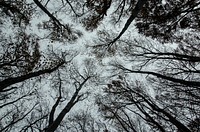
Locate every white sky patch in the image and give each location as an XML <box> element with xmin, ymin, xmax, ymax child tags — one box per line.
<box><xmin>162</xmin><ymin>0</ymin><xmax>167</xmax><ymax>5</ymax></box>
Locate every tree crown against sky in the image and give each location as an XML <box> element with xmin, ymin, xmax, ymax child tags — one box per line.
<box><xmin>0</xmin><ymin>0</ymin><xmax>200</xmax><ymax>132</ymax></box>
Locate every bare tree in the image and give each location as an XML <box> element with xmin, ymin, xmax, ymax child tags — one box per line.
<box><xmin>0</xmin><ymin>32</ymin><xmax>65</xmax><ymax>92</ymax></box>
<box><xmin>95</xmin><ymin>32</ymin><xmax>200</xmax><ymax>131</ymax></box>
<box><xmin>45</xmin><ymin>72</ymin><xmax>91</xmax><ymax>132</ymax></box>
<box><xmin>97</xmin><ymin>75</ymin><xmax>194</xmax><ymax>132</ymax></box>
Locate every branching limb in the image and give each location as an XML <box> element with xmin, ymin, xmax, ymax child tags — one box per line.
<box><xmin>0</xmin><ymin>61</ymin><xmax>64</xmax><ymax>92</ymax></box>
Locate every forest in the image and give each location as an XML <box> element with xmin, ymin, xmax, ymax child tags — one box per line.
<box><xmin>0</xmin><ymin>0</ymin><xmax>200</xmax><ymax>131</ymax></box>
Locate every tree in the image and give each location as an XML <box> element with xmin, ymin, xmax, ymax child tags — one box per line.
<box><xmin>0</xmin><ymin>1</ymin><xmax>86</xmax><ymax>131</ymax></box>
<box><xmin>60</xmin><ymin>110</ymin><xmax>109</xmax><ymax>132</ymax></box>
<box><xmin>0</xmin><ymin>31</ymin><xmax>65</xmax><ymax>92</ymax></box>
<box><xmin>96</xmin><ymin>30</ymin><xmax>200</xmax><ymax>131</ymax></box>
<box><xmin>69</xmin><ymin>0</ymin><xmax>200</xmax><ymax>44</ymax></box>
<box><xmin>136</xmin><ymin>0</ymin><xmax>200</xmax><ymax>41</ymax></box>
<box><xmin>0</xmin><ymin>58</ymin><xmax>95</xmax><ymax>131</ymax></box>
<box><xmin>1</xmin><ymin>0</ymin><xmax>200</xmax><ymax>131</ymax></box>
<box><xmin>97</xmin><ymin>77</ymin><xmax>195</xmax><ymax>132</ymax></box>
<box><xmin>45</xmin><ymin>70</ymin><xmax>91</xmax><ymax>132</ymax></box>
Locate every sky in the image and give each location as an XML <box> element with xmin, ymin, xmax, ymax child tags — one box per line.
<box><xmin>1</xmin><ymin>0</ymin><xmax>198</xmax><ymax>131</ymax></box>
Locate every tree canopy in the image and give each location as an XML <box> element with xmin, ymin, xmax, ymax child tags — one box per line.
<box><xmin>0</xmin><ymin>0</ymin><xmax>200</xmax><ymax>131</ymax></box>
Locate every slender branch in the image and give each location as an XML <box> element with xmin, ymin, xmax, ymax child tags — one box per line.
<box><xmin>49</xmin><ymin>72</ymin><xmax>62</xmax><ymax>125</ymax></box>
<box><xmin>0</xmin><ymin>93</ymin><xmax>30</xmax><ymax>108</ymax></box>
<box><xmin>20</xmin><ymin>114</ymin><xmax>48</xmax><ymax>132</ymax></box>
<box><xmin>131</xmin><ymin>90</ymin><xmax>192</xmax><ymax>132</ymax></box>
<box><xmin>134</xmin><ymin>52</ymin><xmax>200</xmax><ymax>62</ymax></box>
<box><xmin>65</xmin><ymin>0</ymin><xmax>80</xmax><ymax>17</ymax></box>
<box><xmin>45</xmin><ymin>76</ymin><xmax>90</xmax><ymax>132</ymax></box>
<box><xmin>33</xmin><ymin>0</ymin><xmax>63</xmax><ymax>27</ymax></box>
<box><xmin>117</xmin><ymin>65</ymin><xmax>200</xmax><ymax>87</ymax></box>
<box><xmin>0</xmin><ymin>103</ymin><xmax>38</xmax><ymax>132</ymax></box>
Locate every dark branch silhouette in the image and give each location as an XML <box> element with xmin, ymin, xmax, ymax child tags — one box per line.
<box><xmin>45</xmin><ymin>76</ymin><xmax>90</xmax><ymax>132</ymax></box>
<box><xmin>117</xmin><ymin>65</ymin><xmax>200</xmax><ymax>87</ymax></box>
<box><xmin>49</xmin><ymin>73</ymin><xmax>62</xmax><ymax>125</ymax></box>
<box><xmin>33</xmin><ymin>0</ymin><xmax>63</xmax><ymax>27</ymax></box>
<box><xmin>130</xmin><ymin>90</ymin><xmax>192</xmax><ymax>132</ymax></box>
<box><xmin>0</xmin><ymin>61</ymin><xmax>64</xmax><ymax>92</ymax></box>
<box><xmin>135</xmin><ymin>52</ymin><xmax>200</xmax><ymax>62</ymax></box>
<box><xmin>109</xmin><ymin>0</ymin><xmax>147</xmax><ymax>45</ymax></box>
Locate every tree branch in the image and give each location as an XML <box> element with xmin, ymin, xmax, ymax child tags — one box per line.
<box><xmin>109</xmin><ymin>0</ymin><xmax>147</xmax><ymax>45</ymax></box>
<box><xmin>117</xmin><ymin>65</ymin><xmax>200</xmax><ymax>87</ymax></box>
<box><xmin>33</xmin><ymin>0</ymin><xmax>63</xmax><ymax>27</ymax></box>
<box><xmin>0</xmin><ymin>61</ymin><xmax>64</xmax><ymax>92</ymax></box>
<box><xmin>49</xmin><ymin>73</ymin><xmax>62</xmax><ymax>125</ymax></box>
<box><xmin>45</xmin><ymin>76</ymin><xmax>90</xmax><ymax>132</ymax></box>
